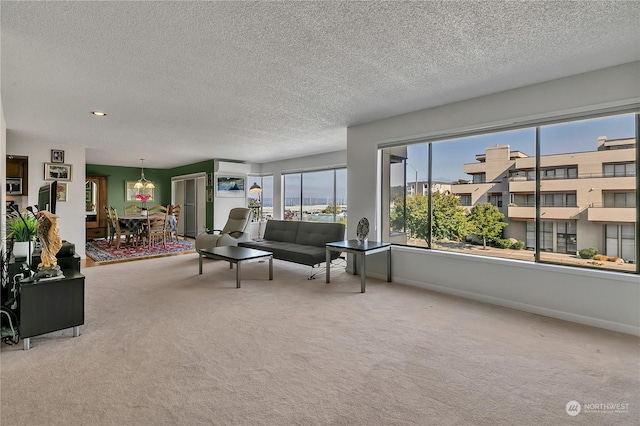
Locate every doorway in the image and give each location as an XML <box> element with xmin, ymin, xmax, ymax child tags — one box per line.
<box><xmin>172</xmin><ymin>174</ymin><xmax>206</xmax><ymax>238</ymax></box>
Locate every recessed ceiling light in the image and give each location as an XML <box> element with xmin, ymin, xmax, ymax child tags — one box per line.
<box><xmin>90</xmin><ymin>111</ymin><xmax>107</xmax><ymax>116</ymax></box>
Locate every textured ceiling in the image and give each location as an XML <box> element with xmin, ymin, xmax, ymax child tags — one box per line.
<box><xmin>2</xmin><ymin>1</ymin><xmax>639</xmax><ymax>168</ymax></box>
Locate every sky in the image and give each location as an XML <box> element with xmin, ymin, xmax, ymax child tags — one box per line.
<box><xmin>250</xmin><ymin>171</ymin><xmax>348</xmax><ymax>206</ymax></box>
<box><xmin>253</xmin><ymin>113</ymin><xmax>636</xmax><ymax>201</ymax></box>
<box><xmin>403</xmin><ymin>113</ymin><xmax>636</xmax><ymax>183</ymax></box>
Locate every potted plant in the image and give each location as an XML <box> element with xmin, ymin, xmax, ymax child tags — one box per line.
<box><xmin>6</xmin><ymin>211</ymin><xmax>37</xmax><ymax>259</ymax></box>
<box><xmin>135</xmin><ymin>193</ymin><xmax>152</xmax><ymax>216</ymax></box>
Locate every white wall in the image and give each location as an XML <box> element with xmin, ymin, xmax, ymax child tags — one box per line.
<box><xmin>213</xmin><ymin>161</ymin><xmax>252</xmax><ymax>230</ymax></box>
<box><xmin>347</xmin><ymin>61</ymin><xmax>640</xmax><ymax>335</ymax></box>
<box><xmin>5</xmin><ymin>139</ymin><xmax>86</xmax><ymax>257</ymax></box>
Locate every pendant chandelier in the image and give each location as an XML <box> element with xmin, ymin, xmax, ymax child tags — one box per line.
<box><xmin>134</xmin><ymin>159</ymin><xmax>155</xmax><ymax>190</ymax></box>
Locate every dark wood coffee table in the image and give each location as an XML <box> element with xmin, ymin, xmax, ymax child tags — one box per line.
<box><xmin>198</xmin><ymin>246</ymin><xmax>273</xmax><ymax>288</ymax></box>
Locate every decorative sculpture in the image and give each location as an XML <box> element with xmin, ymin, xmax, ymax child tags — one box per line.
<box><xmin>33</xmin><ymin>211</ymin><xmax>64</xmax><ymax>280</ymax></box>
<box><xmin>356</xmin><ymin>217</ymin><xmax>370</xmax><ymax>244</ymax></box>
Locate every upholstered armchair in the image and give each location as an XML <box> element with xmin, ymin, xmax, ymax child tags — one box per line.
<box><xmin>195</xmin><ymin>207</ymin><xmax>253</xmax><ymax>251</ymax></box>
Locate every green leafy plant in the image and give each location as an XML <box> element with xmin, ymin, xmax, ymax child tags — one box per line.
<box><xmin>391</xmin><ymin>192</ymin><xmax>471</xmax><ymax>242</ymax></box>
<box><xmin>494</xmin><ymin>239</ymin><xmax>513</xmax><ymax>249</ymax></box>
<box><xmin>512</xmin><ymin>241</ymin><xmax>525</xmax><ymax>250</ymax></box>
<box><xmin>578</xmin><ymin>247</ymin><xmax>598</xmax><ymax>259</ymax></box>
<box><xmin>7</xmin><ymin>214</ymin><xmax>37</xmax><ymax>242</ymax></box>
<box><xmin>468</xmin><ymin>203</ymin><xmax>507</xmax><ymax>249</ymax></box>
<box><xmin>324</xmin><ymin>204</ymin><xmax>338</xmax><ymax>214</ymax></box>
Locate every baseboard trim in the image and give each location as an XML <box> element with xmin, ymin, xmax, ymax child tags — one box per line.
<box><xmin>372</xmin><ymin>274</ymin><xmax>640</xmax><ymax>336</ymax></box>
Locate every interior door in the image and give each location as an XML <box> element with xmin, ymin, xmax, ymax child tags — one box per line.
<box><xmin>184</xmin><ymin>179</ymin><xmax>197</xmax><ymax>238</ymax></box>
<box><xmin>174</xmin><ymin>180</ymin><xmax>185</xmax><ymax>237</ymax></box>
<box><xmin>172</xmin><ymin>174</ymin><xmax>206</xmax><ymax>238</ymax></box>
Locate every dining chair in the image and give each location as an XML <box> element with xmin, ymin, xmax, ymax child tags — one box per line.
<box><xmin>104</xmin><ymin>206</ymin><xmax>116</xmax><ymax>245</ymax></box>
<box><xmin>168</xmin><ymin>204</ymin><xmax>182</xmax><ymax>241</ymax></box>
<box><xmin>146</xmin><ymin>213</ymin><xmax>167</xmax><ymax>249</ymax></box>
<box><xmin>123</xmin><ymin>204</ymin><xmax>142</xmax><ymax>216</ymax></box>
<box><xmin>111</xmin><ymin>207</ymin><xmax>135</xmax><ymax>249</ymax></box>
<box><xmin>147</xmin><ymin>204</ymin><xmax>168</xmax><ymax>215</ymax></box>
<box><xmin>146</xmin><ymin>205</ymin><xmax>169</xmax><ymax>244</ymax></box>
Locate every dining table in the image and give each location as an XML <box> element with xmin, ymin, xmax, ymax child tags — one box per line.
<box><xmin>119</xmin><ymin>214</ymin><xmax>177</xmax><ymax>235</ymax></box>
<box><xmin>118</xmin><ymin>215</ymin><xmax>148</xmax><ymax>234</ymax></box>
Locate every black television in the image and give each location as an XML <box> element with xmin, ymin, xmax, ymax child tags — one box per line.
<box><xmin>37</xmin><ymin>181</ymin><xmax>57</xmax><ymax>214</ymax></box>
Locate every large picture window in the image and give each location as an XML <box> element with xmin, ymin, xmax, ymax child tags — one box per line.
<box><xmin>382</xmin><ymin>112</ymin><xmax>638</xmax><ymax>274</ymax></box>
<box><xmin>283</xmin><ymin>168</ymin><xmax>347</xmax><ymax>224</ymax></box>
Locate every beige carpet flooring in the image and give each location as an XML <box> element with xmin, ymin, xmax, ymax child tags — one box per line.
<box><xmin>1</xmin><ymin>254</ymin><xmax>638</xmax><ymax>425</ymax></box>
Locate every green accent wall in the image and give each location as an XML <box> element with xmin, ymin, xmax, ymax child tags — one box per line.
<box><xmin>86</xmin><ymin>160</ymin><xmax>216</xmax><ymax>230</ymax></box>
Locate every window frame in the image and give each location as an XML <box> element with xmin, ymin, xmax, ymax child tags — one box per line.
<box><xmin>282</xmin><ymin>167</ymin><xmax>347</xmax><ymax>223</ymax></box>
<box><xmin>380</xmin><ymin>111</ymin><xmax>639</xmax><ymax>275</ymax></box>
<box><xmin>458</xmin><ymin>194</ymin><xmax>472</xmax><ymax>206</ymax></box>
<box><xmin>247</xmin><ymin>174</ymin><xmax>273</xmax><ymax>221</ymax></box>
<box><xmin>604</xmin><ymin>162</ymin><xmax>636</xmax><ymax>177</ymax></box>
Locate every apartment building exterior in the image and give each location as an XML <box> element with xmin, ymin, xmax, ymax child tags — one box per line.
<box><xmin>450</xmin><ymin>137</ymin><xmax>637</xmax><ymax>262</ymax></box>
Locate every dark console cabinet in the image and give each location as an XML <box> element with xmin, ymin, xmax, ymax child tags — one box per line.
<box><xmin>31</xmin><ymin>241</ymin><xmax>80</xmax><ymax>273</ymax></box>
<box><xmin>19</xmin><ymin>271</ymin><xmax>85</xmax><ymax>349</ymax></box>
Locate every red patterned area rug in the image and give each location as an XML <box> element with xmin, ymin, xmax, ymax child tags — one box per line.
<box><xmin>86</xmin><ymin>239</ymin><xmax>196</xmax><ymax>263</ymax></box>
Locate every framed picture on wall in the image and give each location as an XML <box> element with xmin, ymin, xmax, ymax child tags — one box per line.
<box><xmin>56</xmin><ymin>182</ymin><xmax>68</xmax><ymax>202</ymax></box>
<box><xmin>125</xmin><ymin>180</ymin><xmax>155</xmax><ymax>202</ymax></box>
<box><xmin>216</xmin><ymin>175</ymin><xmax>245</xmax><ymax>198</ymax></box>
<box><xmin>51</xmin><ymin>149</ymin><xmax>65</xmax><ymax>163</ymax></box>
<box><xmin>44</xmin><ymin>163</ymin><xmax>72</xmax><ymax>181</ymax></box>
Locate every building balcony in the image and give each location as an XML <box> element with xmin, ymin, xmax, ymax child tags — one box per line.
<box><xmin>509</xmin><ymin>180</ymin><xmax>534</xmax><ymax>192</ymax></box>
<box><xmin>508</xmin><ymin>205</ymin><xmax>581</xmax><ymax>220</ymax></box>
<box><xmin>463</xmin><ymin>162</ymin><xmax>488</xmax><ymax>174</ymax></box>
<box><xmin>507</xmin><ymin>178</ymin><xmax>586</xmax><ymax>192</ymax></box>
<box><xmin>587</xmin><ymin>205</ymin><xmax>636</xmax><ymax>223</ymax></box>
<box><xmin>540</xmin><ymin>206</ymin><xmax>581</xmax><ymax>220</ymax></box>
<box><xmin>508</xmin><ymin>205</ymin><xmax>534</xmax><ymax>219</ymax></box>
<box><xmin>589</xmin><ymin>176</ymin><xmax>636</xmax><ymax>191</ymax></box>
<box><xmin>508</xmin><ymin>175</ymin><xmax>635</xmax><ymax>193</ymax></box>
<box><xmin>450</xmin><ymin>182</ymin><xmax>499</xmax><ymax>194</ymax></box>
